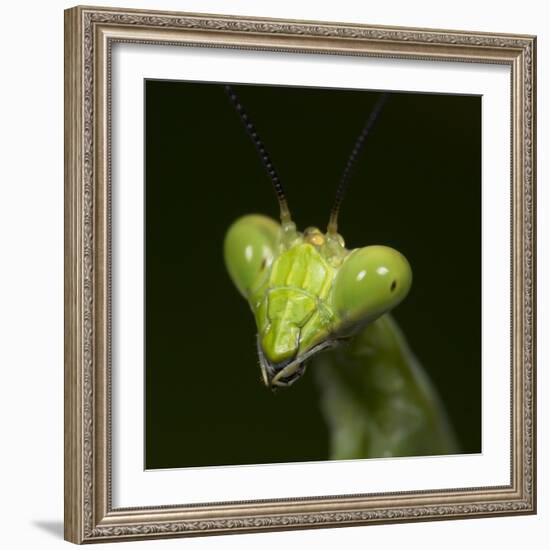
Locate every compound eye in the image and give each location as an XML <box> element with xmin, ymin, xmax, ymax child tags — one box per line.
<box><xmin>332</xmin><ymin>245</ymin><xmax>412</xmax><ymax>326</ymax></box>
<box><xmin>224</xmin><ymin>214</ymin><xmax>280</xmax><ymax>297</ymax></box>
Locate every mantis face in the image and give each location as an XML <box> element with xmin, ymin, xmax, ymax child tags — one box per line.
<box><xmin>224</xmin><ymin>215</ymin><xmax>412</xmax><ymax>389</ymax></box>
<box><xmin>222</xmin><ymin>85</ymin><xmax>409</xmax><ymax>389</ymax></box>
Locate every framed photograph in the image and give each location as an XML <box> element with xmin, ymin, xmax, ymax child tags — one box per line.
<box><xmin>64</xmin><ymin>5</ymin><xmax>536</xmax><ymax>543</ymax></box>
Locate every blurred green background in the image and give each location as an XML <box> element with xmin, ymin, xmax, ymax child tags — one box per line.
<box><xmin>145</xmin><ymin>80</ymin><xmax>481</xmax><ymax>469</ymax></box>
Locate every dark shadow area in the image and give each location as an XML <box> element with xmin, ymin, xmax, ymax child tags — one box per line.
<box><xmin>33</xmin><ymin>520</ymin><xmax>64</xmax><ymax>539</ymax></box>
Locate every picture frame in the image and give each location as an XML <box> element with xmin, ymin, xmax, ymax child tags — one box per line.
<box><xmin>64</xmin><ymin>5</ymin><xmax>536</xmax><ymax>544</ymax></box>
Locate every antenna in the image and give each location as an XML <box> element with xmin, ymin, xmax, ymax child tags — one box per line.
<box><xmin>327</xmin><ymin>92</ymin><xmax>389</xmax><ymax>235</ymax></box>
<box><xmin>224</xmin><ymin>85</ymin><xmax>292</xmax><ymax>224</ymax></box>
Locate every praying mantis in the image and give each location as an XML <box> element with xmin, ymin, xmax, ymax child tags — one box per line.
<box><xmin>223</xmin><ymin>85</ymin><xmax>458</xmax><ymax>460</ymax></box>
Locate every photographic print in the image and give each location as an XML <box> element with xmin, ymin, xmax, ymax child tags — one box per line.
<box><xmin>145</xmin><ymin>81</ymin><xmax>481</xmax><ymax>469</ymax></box>
<box><xmin>65</xmin><ymin>6</ymin><xmax>535</xmax><ymax>543</ymax></box>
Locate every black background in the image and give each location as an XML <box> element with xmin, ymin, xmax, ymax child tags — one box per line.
<box><xmin>145</xmin><ymin>80</ymin><xmax>481</xmax><ymax>469</ymax></box>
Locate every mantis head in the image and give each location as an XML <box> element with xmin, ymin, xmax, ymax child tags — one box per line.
<box><xmin>224</xmin><ymin>216</ymin><xmax>412</xmax><ymax>388</ymax></box>
<box><xmin>223</xmin><ymin>86</ymin><xmax>412</xmax><ymax>389</ymax></box>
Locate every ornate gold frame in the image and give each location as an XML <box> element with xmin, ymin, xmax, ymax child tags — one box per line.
<box><xmin>64</xmin><ymin>5</ymin><xmax>536</xmax><ymax>544</ymax></box>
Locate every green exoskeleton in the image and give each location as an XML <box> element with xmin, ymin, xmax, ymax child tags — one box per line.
<box><xmin>223</xmin><ymin>86</ymin><xmax>458</xmax><ymax>459</ymax></box>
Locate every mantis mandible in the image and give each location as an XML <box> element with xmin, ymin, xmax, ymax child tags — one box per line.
<box><xmin>223</xmin><ymin>85</ymin><xmax>458</xmax><ymax>460</ymax></box>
